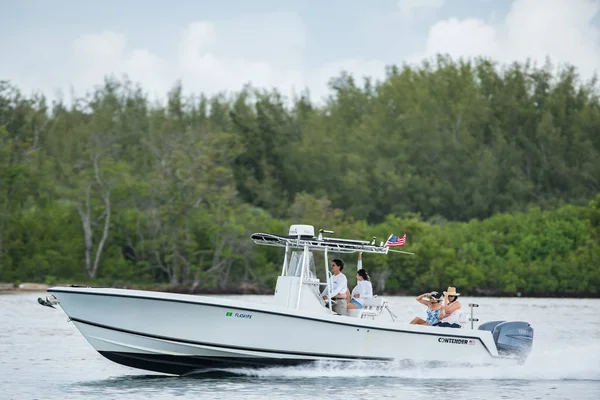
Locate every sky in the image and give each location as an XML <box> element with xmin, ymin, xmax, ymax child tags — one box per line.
<box><xmin>2</xmin><ymin>0</ymin><xmax>600</xmax><ymax>103</ymax></box>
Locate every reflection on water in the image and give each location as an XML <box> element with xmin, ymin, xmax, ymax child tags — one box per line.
<box><xmin>1</xmin><ymin>293</ymin><xmax>600</xmax><ymax>400</ymax></box>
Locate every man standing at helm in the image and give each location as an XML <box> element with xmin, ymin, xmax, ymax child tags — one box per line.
<box><xmin>321</xmin><ymin>258</ymin><xmax>348</xmax><ymax>314</ymax></box>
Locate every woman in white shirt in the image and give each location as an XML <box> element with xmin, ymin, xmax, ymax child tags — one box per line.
<box><xmin>347</xmin><ymin>267</ymin><xmax>373</xmax><ymax>310</ymax></box>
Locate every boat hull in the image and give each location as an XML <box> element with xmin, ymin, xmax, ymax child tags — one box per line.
<box><xmin>48</xmin><ymin>287</ymin><xmax>514</xmax><ymax>375</ymax></box>
<box><xmin>99</xmin><ymin>352</ymin><xmax>311</xmax><ymax>375</ymax></box>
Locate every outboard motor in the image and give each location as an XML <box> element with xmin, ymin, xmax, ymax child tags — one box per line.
<box><xmin>479</xmin><ymin>321</ymin><xmax>534</xmax><ymax>363</ymax></box>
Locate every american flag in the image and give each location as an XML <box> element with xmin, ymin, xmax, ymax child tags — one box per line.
<box><xmin>385</xmin><ymin>234</ymin><xmax>406</xmax><ymax>247</ymax></box>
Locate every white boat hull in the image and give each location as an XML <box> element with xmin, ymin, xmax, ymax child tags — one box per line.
<box><xmin>48</xmin><ymin>287</ymin><xmax>518</xmax><ymax>375</ymax></box>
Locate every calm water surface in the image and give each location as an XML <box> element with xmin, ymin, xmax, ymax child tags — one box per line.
<box><xmin>1</xmin><ymin>293</ymin><xmax>599</xmax><ymax>399</ymax></box>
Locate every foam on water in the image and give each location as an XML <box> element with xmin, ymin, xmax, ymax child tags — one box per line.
<box><xmin>216</xmin><ymin>342</ymin><xmax>600</xmax><ymax>381</ymax></box>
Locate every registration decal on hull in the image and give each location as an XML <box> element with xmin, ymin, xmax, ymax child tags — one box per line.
<box><xmin>226</xmin><ymin>311</ymin><xmax>253</xmax><ymax>319</ymax></box>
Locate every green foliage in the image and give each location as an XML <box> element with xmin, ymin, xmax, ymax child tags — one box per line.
<box><xmin>0</xmin><ymin>57</ymin><xmax>599</xmax><ymax>295</ymax></box>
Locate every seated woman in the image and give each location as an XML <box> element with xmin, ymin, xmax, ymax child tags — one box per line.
<box><xmin>410</xmin><ymin>291</ymin><xmax>443</xmax><ymax>325</ymax></box>
<box><xmin>433</xmin><ymin>286</ymin><xmax>462</xmax><ymax>328</ymax></box>
<box><xmin>346</xmin><ymin>268</ymin><xmax>373</xmax><ymax>309</ymax></box>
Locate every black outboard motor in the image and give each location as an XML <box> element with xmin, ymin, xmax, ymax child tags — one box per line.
<box><xmin>479</xmin><ymin>321</ymin><xmax>534</xmax><ymax>363</ymax></box>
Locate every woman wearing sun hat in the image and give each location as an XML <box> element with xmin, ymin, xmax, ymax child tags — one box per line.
<box><xmin>434</xmin><ymin>286</ymin><xmax>463</xmax><ymax>328</ymax></box>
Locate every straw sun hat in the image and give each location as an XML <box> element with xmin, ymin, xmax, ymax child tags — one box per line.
<box><xmin>443</xmin><ymin>286</ymin><xmax>461</xmax><ymax>296</ymax></box>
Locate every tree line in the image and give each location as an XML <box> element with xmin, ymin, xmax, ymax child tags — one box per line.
<box><xmin>1</xmin><ymin>55</ymin><xmax>599</xmax><ymax>296</ymax></box>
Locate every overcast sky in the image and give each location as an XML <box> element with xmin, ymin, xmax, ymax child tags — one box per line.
<box><xmin>2</xmin><ymin>0</ymin><xmax>600</xmax><ymax>103</ymax></box>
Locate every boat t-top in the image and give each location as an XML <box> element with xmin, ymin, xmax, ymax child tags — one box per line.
<box><xmin>38</xmin><ymin>224</ymin><xmax>534</xmax><ymax>375</ymax></box>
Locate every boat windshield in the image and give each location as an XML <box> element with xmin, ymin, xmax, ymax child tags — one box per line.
<box><xmin>287</xmin><ymin>250</ymin><xmax>317</xmax><ymax>279</ymax></box>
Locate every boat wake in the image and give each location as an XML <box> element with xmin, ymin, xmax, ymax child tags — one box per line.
<box><xmin>199</xmin><ymin>343</ymin><xmax>600</xmax><ymax>381</ymax></box>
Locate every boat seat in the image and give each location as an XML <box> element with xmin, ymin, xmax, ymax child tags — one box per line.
<box><xmin>361</xmin><ymin>296</ymin><xmax>385</xmax><ymax>307</ymax></box>
<box><xmin>344</xmin><ymin>296</ymin><xmax>388</xmax><ymax>319</ymax></box>
<box><xmin>360</xmin><ymin>296</ymin><xmax>387</xmax><ymax>319</ymax></box>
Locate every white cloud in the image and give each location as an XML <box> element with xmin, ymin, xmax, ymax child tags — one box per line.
<box><xmin>413</xmin><ymin>0</ymin><xmax>600</xmax><ymax>80</ymax></box>
<box><xmin>57</xmin><ymin>12</ymin><xmax>386</xmax><ymax>104</ymax></box>
<box><xmin>502</xmin><ymin>0</ymin><xmax>600</xmax><ymax>75</ymax></box>
<box><xmin>424</xmin><ymin>18</ymin><xmax>498</xmax><ymax>58</ymax></box>
<box><xmin>175</xmin><ymin>19</ymin><xmax>304</xmax><ymax>97</ymax></box>
<box><xmin>69</xmin><ymin>31</ymin><xmax>170</xmax><ymax>97</ymax></box>
<box><xmin>59</xmin><ymin>12</ymin><xmax>341</xmax><ymax>102</ymax></box>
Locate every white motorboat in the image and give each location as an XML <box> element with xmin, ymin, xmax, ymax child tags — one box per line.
<box><xmin>38</xmin><ymin>224</ymin><xmax>534</xmax><ymax>375</ymax></box>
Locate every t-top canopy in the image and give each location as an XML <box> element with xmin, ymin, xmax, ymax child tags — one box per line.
<box><xmin>250</xmin><ymin>231</ymin><xmax>389</xmax><ymax>254</ymax></box>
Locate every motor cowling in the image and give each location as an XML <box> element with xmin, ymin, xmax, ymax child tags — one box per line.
<box><xmin>478</xmin><ymin>320</ymin><xmax>505</xmax><ymax>333</ymax></box>
<box><xmin>491</xmin><ymin>321</ymin><xmax>534</xmax><ymax>359</ymax></box>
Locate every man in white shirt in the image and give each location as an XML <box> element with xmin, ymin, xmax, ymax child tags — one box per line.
<box><xmin>321</xmin><ymin>258</ymin><xmax>348</xmax><ymax>314</ymax></box>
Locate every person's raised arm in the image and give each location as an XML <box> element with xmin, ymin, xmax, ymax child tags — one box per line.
<box><xmin>416</xmin><ymin>293</ymin><xmax>431</xmax><ymax>306</ymax></box>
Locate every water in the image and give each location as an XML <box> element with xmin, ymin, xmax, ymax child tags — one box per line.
<box><xmin>1</xmin><ymin>293</ymin><xmax>599</xmax><ymax>399</ymax></box>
